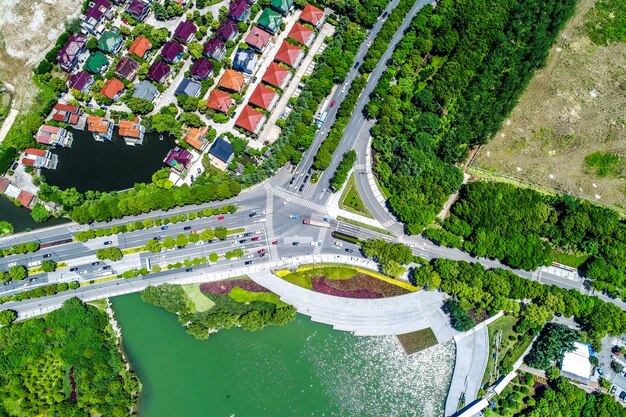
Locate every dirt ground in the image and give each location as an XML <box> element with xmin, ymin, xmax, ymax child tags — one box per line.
<box><xmin>0</xmin><ymin>0</ymin><xmax>80</xmax><ymax>109</ymax></box>
<box><xmin>473</xmin><ymin>0</ymin><xmax>626</xmax><ymax>208</ymax></box>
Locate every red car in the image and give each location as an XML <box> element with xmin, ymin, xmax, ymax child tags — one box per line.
<box><xmin>217</xmin><ymin>215</ymin><xmax>225</xmax><ymax>220</ymax></box>
<box><xmin>251</xmin><ymin>236</ymin><xmax>260</xmax><ymax>241</ymax></box>
<box><xmin>257</xmin><ymin>249</ymin><xmax>265</xmax><ymax>255</ymax></box>
<box><xmin>271</xmin><ymin>241</ymin><xmax>279</xmax><ymax>245</ymax></box>
<box><xmin>330</xmin><ymin>100</ymin><xmax>336</xmax><ymax>107</ymax></box>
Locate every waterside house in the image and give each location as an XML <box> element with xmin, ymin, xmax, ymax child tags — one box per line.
<box><xmin>0</xmin><ymin>179</ymin><xmax>36</xmax><ymax>209</ymax></box>
<box><xmin>118</xmin><ymin>117</ymin><xmax>145</xmax><ymax>145</ymax></box>
<box><xmin>183</xmin><ymin>126</ymin><xmax>210</xmax><ymax>152</ymax></box>
<box><xmin>57</xmin><ymin>34</ymin><xmax>87</xmax><ymax>72</ymax></box>
<box><xmin>87</xmin><ymin>115</ymin><xmax>114</xmax><ymax>141</ymax></box>
<box><xmin>164</xmin><ymin>147</ymin><xmax>192</xmax><ymax>174</ymax></box>
<box><xmin>21</xmin><ymin>148</ymin><xmax>58</xmax><ymax>170</ymax></box>
<box><xmin>51</xmin><ymin>103</ymin><xmax>82</xmax><ymax>126</ymax></box>
<box><xmin>35</xmin><ymin>125</ymin><xmax>74</xmax><ymax>147</ymax></box>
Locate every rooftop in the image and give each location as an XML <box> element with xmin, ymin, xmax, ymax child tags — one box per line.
<box><xmin>68</xmin><ymin>71</ymin><xmax>94</xmax><ymax>91</ymax></box>
<box><xmin>207</xmin><ymin>89</ymin><xmax>234</xmax><ymax>113</ymax></box>
<box><xmin>258</xmin><ymin>8</ymin><xmax>282</xmax><ymax>33</ymax></box>
<box><xmin>288</xmin><ymin>22</ymin><xmax>314</xmax><ymax>45</ymax></box>
<box><xmin>249</xmin><ymin>83</ymin><xmax>277</xmax><ymax>110</ymax></box>
<box><xmin>274</xmin><ymin>40</ymin><xmax>303</xmax><ymax>67</ymax></box>
<box><xmin>84</xmin><ymin>51</ymin><xmax>108</xmax><ymax>74</ymax></box>
<box><xmin>300</xmin><ymin>3</ymin><xmax>324</xmax><ymax>26</ymax></box>
<box><xmin>118</xmin><ymin>117</ymin><xmax>143</xmax><ymax>138</ymax></box>
<box><xmin>57</xmin><ymin>34</ymin><xmax>87</xmax><ymax>71</ymax></box>
<box><xmin>98</xmin><ymin>30</ymin><xmax>123</xmax><ymax>54</ymax></box>
<box><xmin>115</xmin><ymin>56</ymin><xmax>139</xmax><ymax>80</ymax></box>
<box><xmin>203</xmin><ymin>37</ymin><xmax>226</xmax><ymax>58</ymax></box>
<box><xmin>132</xmin><ymin>80</ymin><xmax>159</xmax><ymax>101</ymax></box>
<box><xmin>245</xmin><ymin>27</ymin><xmax>272</xmax><ymax>50</ymax></box>
<box><xmin>262</xmin><ymin>61</ymin><xmax>290</xmax><ymax>89</ymax></box>
<box><xmin>217</xmin><ymin>19</ymin><xmax>239</xmax><ymax>40</ymax></box>
<box><xmin>100</xmin><ymin>77</ymin><xmax>124</xmax><ymax>99</ymax></box>
<box><xmin>190</xmin><ymin>58</ymin><xmax>214</xmax><ymax>80</ymax></box>
<box><xmin>184</xmin><ymin>126</ymin><xmax>209</xmax><ymax>150</ymax></box>
<box><xmin>161</xmin><ymin>41</ymin><xmax>184</xmax><ymax>62</ymax></box>
<box><xmin>129</xmin><ymin>36</ymin><xmax>152</xmax><ymax>58</ymax></box>
<box><xmin>173</xmin><ymin>20</ymin><xmax>197</xmax><ymax>43</ymax></box>
<box><xmin>236</xmin><ymin>105</ymin><xmax>265</xmax><ymax>133</ymax></box>
<box><xmin>175</xmin><ymin>78</ymin><xmax>202</xmax><ymax>97</ymax></box>
<box><xmin>87</xmin><ymin>115</ymin><xmax>112</xmax><ymax>133</ymax></box>
<box><xmin>147</xmin><ymin>61</ymin><xmax>170</xmax><ymax>83</ymax></box>
<box><xmin>233</xmin><ymin>48</ymin><xmax>259</xmax><ymax>74</ymax></box>
<box><xmin>209</xmin><ymin>136</ymin><xmax>234</xmax><ymax>163</ymax></box>
<box><xmin>219</xmin><ymin>69</ymin><xmax>245</xmax><ymax>93</ymax></box>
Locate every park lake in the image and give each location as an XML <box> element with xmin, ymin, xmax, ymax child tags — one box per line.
<box><xmin>112</xmin><ymin>293</ymin><xmax>455</xmax><ymax>417</ymax></box>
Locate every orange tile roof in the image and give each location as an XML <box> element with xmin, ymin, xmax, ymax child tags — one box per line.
<box><xmin>262</xmin><ymin>62</ymin><xmax>290</xmax><ymax>89</ymax></box>
<box><xmin>249</xmin><ymin>83</ymin><xmax>277</xmax><ymax>110</ymax></box>
<box><xmin>184</xmin><ymin>126</ymin><xmax>209</xmax><ymax>150</ymax></box>
<box><xmin>288</xmin><ymin>22</ymin><xmax>314</xmax><ymax>45</ymax></box>
<box><xmin>100</xmin><ymin>78</ymin><xmax>125</xmax><ymax>99</ymax></box>
<box><xmin>218</xmin><ymin>69</ymin><xmax>244</xmax><ymax>93</ymax></box>
<box><xmin>17</xmin><ymin>190</ymin><xmax>34</xmax><ymax>208</ymax></box>
<box><xmin>235</xmin><ymin>105</ymin><xmax>264</xmax><ymax>133</ymax></box>
<box><xmin>207</xmin><ymin>89</ymin><xmax>234</xmax><ymax>113</ymax></box>
<box><xmin>129</xmin><ymin>36</ymin><xmax>152</xmax><ymax>58</ymax></box>
<box><xmin>21</xmin><ymin>158</ymin><xmax>35</xmax><ymax>166</ymax></box>
<box><xmin>118</xmin><ymin>117</ymin><xmax>142</xmax><ymax>138</ymax></box>
<box><xmin>300</xmin><ymin>3</ymin><xmax>324</xmax><ymax>26</ymax></box>
<box><xmin>53</xmin><ymin>103</ymin><xmax>79</xmax><ymax>112</ymax></box>
<box><xmin>274</xmin><ymin>41</ymin><xmax>303</xmax><ymax>67</ymax></box>
<box><xmin>87</xmin><ymin>115</ymin><xmax>109</xmax><ymax>133</ymax></box>
<box><xmin>24</xmin><ymin>148</ymin><xmax>46</xmax><ymax>157</ymax></box>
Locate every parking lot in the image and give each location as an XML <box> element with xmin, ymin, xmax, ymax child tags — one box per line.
<box><xmin>597</xmin><ymin>335</ymin><xmax>626</xmax><ymax>403</ymax></box>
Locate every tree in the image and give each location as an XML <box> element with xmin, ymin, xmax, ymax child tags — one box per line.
<box><xmin>9</xmin><ymin>265</ymin><xmax>27</xmax><ymax>281</ymax></box>
<box><xmin>524</xmin><ymin>323</ymin><xmax>580</xmax><ymax>370</ymax></box>
<box><xmin>86</xmin><ymin>36</ymin><xmax>98</xmax><ymax>50</ymax></box>
<box><xmin>187</xmin><ymin>42</ymin><xmax>203</xmax><ymax>59</ymax></box>
<box><xmin>176</xmin><ymin>234</ymin><xmax>189</xmax><ymax>248</ymax></box>
<box><xmin>189</xmin><ymin>233</ymin><xmax>200</xmax><ymax>243</ymax></box>
<box><xmin>126</xmin><ymin>97</ymin><xmax>155</xmax><ymax>115</ymax></box>
<box><xmin>200</xmin><ymin>228</ymin><xmax>215</xmax><ymax>241</ymax></box>
<box><xmin>443</xmin><ymin>300</ymin><xmax>474</xmax><ymax>331</ymax></box>
<box><xmin>0</xmin><ymin>221</ymin><xmax>13</xmax><ymax>236</ymax></box>
<box><xmin>163</xmin><ymin>237</ymin><xmax>175</xmax><ymax>249</ymax></box>
<box><xmin>41</xmin><ymin>260</ymin><xmax>57</xmax><ymax>272</ymax></box>
<box><xmin>145</xmin><ymin>239</ymin><xmax>162</xmax><ymax>253</ymax></box>
<box><xmin>180</xmin><ymin>112</ymin><xmax>205</xmax><ymax>128</ymax></box>
<box><xmin>214</xmin><ymin>227</ymin><xmax>227</xmax><ymax>240</ymax></box>
<box><xmin>209</xmin><ymin>253</ymin><xmax>218</xmax><ymax>263</ymax></box>
<box><xmin>0</xmin><ymin>309</ymin><xmax>17</xmax><ymax>326</ymax></box>
<box><xmin>31</xmin><ymin>204</ymin><xmax>51</xmax><ymax>223</ymax></box>
<box><xmin>230</xmin><ymin>137</ymin><xmax>248</xmax><ymax>156</ymax></box>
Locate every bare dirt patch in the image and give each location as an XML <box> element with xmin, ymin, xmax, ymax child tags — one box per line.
<box><xmin>0</xmin><ymin>0</ymin><xmax>80</xmax><ymax>109</ymax></box>
<box><xmin>473</xmin><ymin>0</ymin><xmax>626</xmax><ymax>208</ymax></box>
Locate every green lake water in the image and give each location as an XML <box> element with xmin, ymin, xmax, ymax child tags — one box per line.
<box><xmin>112</xmin><ymin>293</ymin><xmax>455</xmax><ymax>417</ymax></box>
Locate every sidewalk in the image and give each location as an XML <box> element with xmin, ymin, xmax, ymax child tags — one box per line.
<box><xmin>0</xmin><ymin>109</ymin><xmax>19</xmax><ymax>143</ymax></box>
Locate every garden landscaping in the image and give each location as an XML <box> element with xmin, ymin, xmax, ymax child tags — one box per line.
<box><xmin>396</xmin><ymin>328</ymin><xmax>439</xmax><ymax>355</ymax></box>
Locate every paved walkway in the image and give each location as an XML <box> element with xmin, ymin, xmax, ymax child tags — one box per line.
<box><xmin>0</xmin><ymin>108</ymin><xmax>19</xmax><ymax>143</ymax></box>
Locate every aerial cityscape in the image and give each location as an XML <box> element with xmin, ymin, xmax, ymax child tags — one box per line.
<box><xmin>0</xmin><ymin>0</ymin><xmax>624</xmax><ymax>416</ymax></box>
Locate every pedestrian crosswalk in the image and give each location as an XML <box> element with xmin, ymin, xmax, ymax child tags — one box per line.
<box><xmin>382</xmin><ymin>219</ymin><xmax>395</xmax><ymax>228</ymax></box>
<box><xmin>267</xmin><ymin>185</ymin><xmax>326</xmax><ymax>213</ymax></box>
<box><xmin>264</xmin><ymin>193</ymin><xmax>279</xmax><ymax>260</ymax></box>
<box><xmin>313</xmin><ymin>227</ymin><xmax>327</xmax><ymax>255</ymax></box>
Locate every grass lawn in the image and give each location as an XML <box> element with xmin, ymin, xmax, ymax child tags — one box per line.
<box><xmin>396</xmin><ymin>328</ymin><xmax>438</xmax><ymax>355</ymax></box>
<box><xmin>339</xmin><ymin>174</ymin><xmax>374</xmax><ymax>218</ymax></box>
<box><xmin>483</xmin><ymin>315</ymin><xmax>521</xmax><ymax>386</ymax></box>
<box><xmin>182</xmin><ymin>284</ymin><xmax>215</xmax><ymax>312</ymax></box>
<box><xmin>281</xmin><ymin>265</ymin><xmax>358</xmax><ymax>289</ymax></box>
<box><xmin>228</xmin><ymin>287</ymin><xmax>288</xmax><ymax>307</ymax></box>
<box><xmin>552</xmin><ymin>250</ymin><xmax>588</xmax><ymax>268</ymax></box>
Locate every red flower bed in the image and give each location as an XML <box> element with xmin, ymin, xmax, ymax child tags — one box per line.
<box><xmin>200</xmin><ymin>279</ymin><xmax>268</xmax><ymax>295</ymax></box>
<box><xmin>311</xmin><ymin>277</ymin><xmax>383</xmax><ymax>299</ymax></box>
<box><xmin>310</xmin><ymin>273</ymin><xmax>410</xmax><ymax>299</ymax></box>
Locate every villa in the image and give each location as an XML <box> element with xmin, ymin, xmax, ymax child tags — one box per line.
<box><xmin>3</xmin><ymin>182</ymin><xmax>35</xmax><ymax>208</ymax></box>
<box><xmin>84</xmin><ymin>51</ymin><xmax>109</xmax><ymax>74</ymax></box>
<box><xmin>51</xmin><ymin>103</ymin><xmax>82</xmax><ymax>126</ymax></box>
<box><xmin>274</xmin><ymin>40</ymin><xmax>304</xmax><ymax>68</ymax></box>
<box><xmin>175</xmin><ymin>78</ymin><xmax>202</xmax><ymax>97</ymax></box>
<box><xmin>288</xmin><ymin>22</ymin><xmax>315</xmax><ymax>46</ymax></box>
<box><xmin>219</xmin><ymin>69</ymin><xmax>245</xmax><ymax>94</ymax></box>
<box><xmin>57</xmin><ymin>34</ymin><xmax>87</xmax><ymax>72</ymax></box>
<box><xmin>100</xmin><ymin>78</ymin><xmax>125</xmax><ymax>101</ymax></box>
<box><xmin>208</xmin><ymin>136</ymin><xmax>234</xmax><ymax>170</ymax></box>
<box><xmin>21</xmin><ymin>148</ymin><xmax>58</xmax><ymax>170</ymax></box>
<box><xmin>126</xmin><ymin>0</ymin><xmax>150</xmax><ymax>21</ymax></box>
<box><xmin>118</xmin><ymin>117</ymin><xmax>145</xmax><ymax>146</ymax></box>
<box><xmin>115</xmin><ymin>56</ymin><xmax>140</xmax><ymax>81</ymax></box>
<box><xmin>189</xmin><ymin>58</ymin><xmax>214</xmax><ymax>81</ymax></box>
<box><xmin>207</xmin><ymin>89</ymin><xmax>234</xmax><ymax>114</ymax></box>
<box><xmin>132</xmin><ymin>80</ymin><xmax>159</xmax><ymax>102</ymax></box>
<box><xmin>68</xmin><ymin>71</ymin><xmax>94</xmax><ymax>93</ymax></box>
<box><xmin>235</xmin><ymin>105</ymin><xmax>266</xmax><ymax>135</ymax></box>
<box><xmin>164</xmin><ymin>147</ymin><xmax>192</xmax><ymax>174</ymax></box>
<box><xmin>258</xmin><ymin>8</ymin><xmax>282</xmax><ymax>35</ymax></box>
<box><xmin>183</xmin><ymin>126</ymin><xmax>210</xmax><ymax>152</ymax></box>
<box><xmin>249</xmin><ymin>83</ymin><xmax>278</xmax><ymax>111</ymax></box>
<box><xmin>87</xmin><ymin>115</ymin><xmax>115</xmax><ymax>141</ymax></box>
<box><xmin>35</xmin><ymin>125</ymin><xmax>74</xmax><ymax>147</ymax></box>
<box><xmin>98</xmin><ymin>30</ymin><xmax>124</xmax><ymax>55</ymax></box>
<box><xmin>129</xmin><ymin>36</ymin><xmax>152</xmax><ymax>58</ymax></box>
<box><xmin>216</xmin><ymin>19</ymin><xmax>239</xmax><ymax>42</ymax></box>
<box><xmin>147</xmin><ymin>61</ymin><xmax>171</xmax><ymax>83</ymax></box>
<box><xmin>229</xmin><ymin>0</ymin><xmax>251</xmax><ymax>22</ymax></box>
<box><xmin>262</xmin><ymin>62</ymin><xmax>292</xmax><ymax>90</ymax></box>
<box><xmin>300</xmin><ymin>3</ymin><xmax>325</xmax><ymax>28</ymax></box>
<box><xmin>81</xmin><ymin>0</ymin><xmax>113</xmax><ymax>34</ymax></box>
<box><xmin>270</xmin><ymin>0</ymin><xmax>294</xmax><ymax>15</ymax></box>
<box><xmin>161</xmin><ymin>41</ymin><xmax>184</xmax><ymax>64</ymax></box>
<box><xmin>173</xmin><ymin>21</ymin><xmax>197</xmax><ymax>44</ymax></box>
<box><xmin>232</xmin><ymin>48</ymin><xmax>259</xmax><ymax>75</ymax></box>
<box><xmin>203</xmin><ymin>37</ymin><xmax>226</xmax><ymax>61</ymax></box>
<box><xmin>245</xmin><ymin>27</ymin><xmax>272</xmax><ymax>53</ymax></box>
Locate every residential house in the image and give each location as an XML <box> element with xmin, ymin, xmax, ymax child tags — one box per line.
<box><xmin>118</xmin><ymin>117</ymin><xmax>145</xmax><ymax>145</ymax></box>
<box><xmin>300</xmin><ymin>3</ymin><xmax>324</xmax><ymax>28</ymax></box>
<box><xmin>245</xmin><ymin>27</ymin><xmax>271</xmax><ymax>53</ymax></box>
<box><xmin>208</xmin><ymin>136</ymin><xmax>234</xmax><ymax>170</ymax></box>
<box><xmin>129</xmin><ymin>36</ymin><xmax>152</xmax><ymax>58</ymax></box>
<box><xmin>57</xmin><ymin>34</ymin><xmax>87</xmax><ymax>72</ymax></box>
<box><xmin>3</xmin><ymin>183</ymin><xmax>35</xmax><ymax>208</ymax></box>
<box><xmin>229</xmin><ymin>0</ymin><xmax>251</xmax><ymax>22</ymax></box>
<box><xmin>51</xmin><ymin>103</ymin><xmax>82</xmax><ymax>126</ymax></box>
<box><xmin>288</xmin><ymin>22</ymin><xmax>315</xmax><ymax>46</ymax></box>
<box><xmin>68</xmin><ymin>71</ymin><xmax>94</xmax><ymax>93</ymax></box>
<box><xmin>175</xmin><ymin>78</ymin><xmax>202</xmax><ymax>97</ymax></box>
<box><xmin>132</xmin><ymin>80</ymin><xmax>159</xmax><ymax>102</ymax></box>
<box><xmin>21</xmin><ymin>148</ymin><xmax>58</xmax><ymax>170</ymax></box>
<box><xmin>248</xmin><ymin>83</ymin><xmax>278</xmax><ymax>111</ymax></box>
<box><xmin>84</xmin><ymin>51</ymin><xmax>109</xmax><ymax>74</ymax></box>
<box><xmin>164</xmin><ymin>146</ymin><xmax>192</xmax><ymax>174</ymax></box>
<box><xmin>183</xmin><ymin>126</ymin><xmax>210</xmax><ymax>151</ymax></box>
<box><xmin>147</xmin><ymin>61</ymin><xmax>170</xmax><ymax>83</ymax></box>
<box><xmin>203</xmin><ymin>37</ymin><xmax>226</xmax><ymax>61</ymax></box>
<box><xmin>207</xmin><ymin>89</ymin><xmax>234</xmax><ymax>114</ymax></box>
<box><xmin>258</xmin><ymin>8</ymin><xmax>282</xmax><ymax>34</ymax></box>
<box><xmin>81</xmin><ymin>0</ymin><xmax>113</xmax><ymax>34</ymax></box>
<box><xmin>115</xmin><ymin>56</ymin><xmax>140</xmax><ymax>80</ymax></box>
<box><xmin>173</xmin><ymin>21</ymin><xmax>197</xmax><ymax>44</ymax></box>
<box><xmin>218</xmin><ymin>69</ymin><xmax>245</xmax><ymax>94</ymax></box>
<box><xmin>87</xmin><ymin>115</ymin><xmax>114</xmax><ymax>141</ymax></box>
<box><xmin>232</xmin><ymin>48</ymin><xmax>259</xmax><ymax>75</ymax></box>
<box><xmin>235</xmin><ymin>105</ymin><xmax>266</xmax><ymax>135</ymax></box>
<box><xmin>216</xmin><ymin>19</ymin><xmax>239</xmax><ymax>42</ymax></box>
<box><xmin>274</xmin><ymin>40</ymin><xmax>304</xmax><ymax>68</ymax></box>
<box><xmin>262</xmin><ymin>61</ymin><xmax>292</xmax><ymax>89</ymax></box>
<box><xmin>270</xmin><ymin>0</ymin><xmax>293</xmax><ymax>15</ymax></box>
<box><xmin>97</xmin><ymin>30</ymin><xmax>124</xmax><ymax>55</ymax></box>
<box><xmin>189</xmin><ymin>58</ymin><xmax>214</xmax><ymax>80</ymax></box>
<box><xmin>160</xmin><ymin>41</ymin><xmax>184</xmax><ymax>64</ymax></box>
<box><xmin>0</xmin><ymin>178</ymin><xmax>9</xmax><ymax>194</ymax></box>
<box><xmin>126</xmin><ymin>0</ymin><xmax>150</xmax><ymax>21</ymax></box>
<box><xmin>35</xmin><ymin>125</ymin><xmax>74</xmax><ymax>147</ymax></box>
<box><xmin>100</xmin><ymin>78</ymin><xmax>125</xmax><ymax>101</ymax></box>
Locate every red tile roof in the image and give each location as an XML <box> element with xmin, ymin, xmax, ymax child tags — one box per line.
<box><xmin>24</xmin><ymin>148</ymin><xmax>46</xmax><ymax>157</ymax></box>
<box><xmin>288</xmin><ymin>22</ymin><xmax>314</xmax><ymax>45</ymax></box>
<box><xmin>248</xmin><ymin>83</ymin><xmax>277</xmax><ymax>110</ymax></box>
<box><xmin>207</xmin><ymin>89</ymin><xmax>234</xmax><ymax>113</ymax></box>
<box><xmin>218</xmin><ymin>69</ymin><xmax>245</xmax><ymax>93</ymax></box>
<box><xmin>300</xmin><ymin>3</ymin><xmax>324</xmax><ymax>26</ymax></box>
<box><xmin>262</xmin><ymin>62</ymin><xmax>290</xmax><ymax>89</ymax></box>
<box><xmin>118</xmin><ymin>117</ymin><xmax>142</xmax><ymax>138</ymax></box>
<box><xmin>274</xmin><ymin>41</ymin><xmax>303</xmax><ymax>67</ymax></box>
<box><xmin>129</xmin><ymin>36</ymin><xmax>152</xmax><ymax>58</ymax></box>
<box><xmin>245</xmin><ymin>27</ymin><xmax>271</xmax><ymax>50</ymax></box>
<box><xmin>183</xmin><ymin>126</ymin><xmax>209</xmax><ymax>150</ymax></box>
<box><xmin>235</xmin><ymin>105</ymin><xmax>264</xmax><ymax>133</ymax></box>
<box><xmin>87</xmin><ymin>115</ymin><xmax>110</xmax><ymax>133</ymax></box>
<box><xmin>17</xmin><ymin>190</ymin><xmax>34</xmax><ymax>208</ymax></box>
<box><xmin>100</xmin><ymin>78</ymin><xmax>124</xmax><ymax>99</ymax></box>
<box><xmin>0</xmin><ymin>177</ymin><xmax>10</xmax><ymax>193</ymax></box>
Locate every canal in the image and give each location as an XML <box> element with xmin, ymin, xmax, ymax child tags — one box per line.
<box><xmin>112</xmin><ymin>293</ymin><xmax>455</xmax><ymax>417</ymax></box>
<box><xmin>0</xmin><ymin>196</ymin><xmax>69</xmax><ymax>233</ymax></box>
<box><xmin>44</xmin><ymin>127</ymin><xmax>176</xmax><ymax>193</ymax></box>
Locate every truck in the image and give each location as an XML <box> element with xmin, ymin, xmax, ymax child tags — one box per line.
<box><xmin>303</xmin><ymin>213</ymin><xmax>331</xmax><ymax>228</ymax></box>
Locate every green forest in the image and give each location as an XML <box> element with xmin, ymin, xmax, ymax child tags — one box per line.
<box><xmin>0</xmin><ymin>299</ymin><xmax>139</xmax><ymax>417</ymax></box>
<box><xmin>365</xmin><ymin>0</ymin><xmax>578</xmax><ymax>233</ymax></box>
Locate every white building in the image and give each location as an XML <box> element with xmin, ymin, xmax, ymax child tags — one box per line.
<box><xmin>561</xmin><ymin>342</ymin><xmax>593</xmax><ymax>385</ymax></box>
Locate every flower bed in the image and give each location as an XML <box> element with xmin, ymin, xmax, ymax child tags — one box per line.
<box><xmin>312</xmin><ymin>273</ymin><xmax>411</xmax><ymax>299</ymax></box>
<box><xmin>311</xmin><ymin>277</ymin><xmax>382</xmax><ymax>299</ymax></box>
<box><xmin>200</xmin><ymin>278</ymin><xmax>268</xmax><ymax>295</ymax></box>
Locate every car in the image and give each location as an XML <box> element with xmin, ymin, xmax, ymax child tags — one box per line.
<box><xmin>230</xmin><ymin>112</ymin><xmax>237</xmax><ymax>119</ymax></box>
<box><xmin>104</xmin><ymin>240</ymin><xmax>112</xmax><ymax>245</ymax></box>
<box><xmin>612</xmin><ymin>386</ymin><xmax>618</xmax><ymax>395</ymax></box>
<box><xmin>197</xmin><ymin>167</ymin><xmax>202</xmax><ymax>174</ymax></box>
<box><xmin>290</xmin><ymin>214</ymin><xmax>297</xmax><ymax>219</ymax></box>
<box><xmin>184</xmin><ymin>226</ymin><xmax>192</xmax><ymax>231</ymax></box>
<box><xmin>92</xmin><ymin>261</ymin><xmax>101</xmax><ymax>266</ymax></box>
<box><xmin>334</xmin><ymin>241</ymin><xmax>343</xmax><ymax>246</ymax></box>
<box><xmin>257</xmin><ymin>249</ymin><xmax>265</xmax><ymax>255</ymax></box>
<box><xmin>330</xmin><ymin>100</ymin><xmax>336</xmax><ymax>107</ymax></box>
<box><xmin>153</xmin><ymin>236</ymin><xmax>161</xmax><ymax>241</ymax></box>
<box><xmin>161</xmin><ymin>226</ymin><xmax>169</xmax><ymax>231</ymax></box>
<box><xmin>304</xmin><ymin>175</ymin><xmax>310</xmax><ymax>183</ymax></box>
<box><xmin>252</xmin><ymin>76</ymin><xmax>257</xmax><ymax>83</ymax></box>
<box><xmin>308</xmin><ymin>166</ymin><xmax>313</xmax><ymax>174</ymax></box>
<box><xmin>299</xmin><ymin>184</ymin><xmax>305</xmax><ymax>192</ymax></box>
<box><xmin>29</xmin><ymin>277</ymin><xmax>37</xmax><ymax>282</ymax></box>
<box><xmin>271</xmin><ymin>240</ymin><xmax>279</xmax><ymax>245</ymax></box>
<box><xmin>190</xmin><ymin>175</ymin><xmax>195</xmax><ymax>182</ymax></box>
<box><xmin>11</xmin><ymin>162</ymin><xmax>18</xmax><ymax>170</ymax></box>
<box><xmin>289</xmin><ymin>177</ymin><xmax>295</xmax><ymax>185</ymax></box>
<box><xmin>239</xmin><ymin>239</ymin><xmax>247</xmax><ymax>244</ymax></box>
<box><xmin>185</xmin><ymin>268</ymin><xmax>193</xmax><ymax>272</ymax></box>
<box><xmin>43</xmin><ymin>253</ymin><xmax>52</xmax><ymax>258</ymax></box>
<box><xmin>70</xmin><ymin>267</ymin><xmax>79</xmax><ymax>272</ymax></box>
<box><xmin>245</xmin><ymin>260</ymin><xmax>254</xmax><ymax>265</ymax></box>
<box><xmin>103</xmin><ymin>265</ymin><xmax>112</xmax><ymax>270</ymax></box>
<box><xmin>354</xmin><ymin>61</ymin><xmax>360</xmax><ymax>69</ymax></box>
<box><xmin>247</xmin><ymin>253</ymin><xmax>254</xmax><ymax>259</ymax></box>
<box><xmin>218</xmin><ymin>215</ymin><xmax>225</xmax><ymax>220</ymax></box>
<box><xmin>292</xmin><ymin>242</ymin><xmax>300</xmax><ymax>246</ymax></box>
<box><xmin>620</xmin><ymin>391</ymin><xmax>626</xmax><ymax>401</ymax></box>
<box><xmin>259</xmin><ymin>252</ymin><xmax>266</xmax><ymax>257</ymax></box>
<box><xmin>249</xmin><ymin>212</ymin><xmax>257</xmax><ymax>217</ymax></box>
<box><xmin>251</xmin><ymin>236</ymin><xmax>260</xmax><ymax>242</ymax></box>
<box><xmin>598</xmin><ymin>369</ymin><xmax>605</xmax><ymax>376</ymax></box>
<box><xmin>345</xmin><ymin>248</ymin><xmax>354</xmax><ymax>253</ymax></box>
